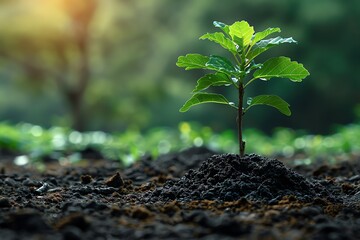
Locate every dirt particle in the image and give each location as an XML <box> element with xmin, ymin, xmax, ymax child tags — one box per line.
<box><xmin>110</xmin><ymin>205</ymin><xmax>122</xmax><ymax>217</ymax></box>
<box><xmin>263</xmin><ymin>209</ymin><xmax>280</xmax><ymax>219</ymax></box>
<box><xmin>131</xmin><ymin>206</ymin><xmax>153</xmax><ymax>220</ymax></box>
<box><xmin>341</xmin><ymin>183</ymin><xmax>355</xmax><ymax>194</ymax></box>
<box><xmin>45</xmin><ymin>192</ymin><xmax>63</xmax><ymax>203</ymax></box>
<box><xmin>161</xmin><ymin>201</ymin><xmax>180</xmax><ymax>216</ymax></box>
<box><xmin>4</xmin><ymin>177</ymin><xmax>17</xmax><ymax>187</ymax></box>
<box><xmin>0</xmin><ymin>197</ymin><xmax>11</xmax><ymax>208</ymax></box>
<box><xmin>323</xmin><ymin>204</ymin><xmax>343</xmax><ymax>217</ymax></box>
<box><xmin>348</xmin><ymin>175</ymin><xmax>360</xmax><ymax>182</ymax></box>
<box><xmin>80</xmin><ymin>175</ymin><xmax>93</xmax><ymax>184</ymax></box>
<box><xmin>105</xmin><ymin>172</ymin><xmax>124</xmax><ymax>188</ymax></box>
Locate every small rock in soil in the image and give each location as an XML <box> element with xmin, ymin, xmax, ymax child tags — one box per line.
<box><xmin>105</xmin><ymin>172</ymin><xmax>124</xmax><ymax>188</ymax></box>
<box><xmin>348</xmin><ymin>174</ymin><xmax>360</xmax><ymax>182</ymax></box>
<box><xmin>36</xmin><ymin>183</ymin><xmax>50</xmax><ymax>194</ymax></box>
<box><xmin>4</xmin><ymin>177</ymin><xmax>18</xmax><ymax>187</ymax></box>
<box><xmin>131</xmin><ymin>206</ymin><xmax>154</xmax><ymax>220</ymax></box>
<box><xmin>80</xmin><ymin>174</ymin><xmax>93</xmax><ymax>184</ymax></box>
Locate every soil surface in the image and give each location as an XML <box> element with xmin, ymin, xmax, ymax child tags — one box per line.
<box><xmin>1</xmin><ymin>147</ymin><xmax>360</xmax><ymax>239</ymax></box>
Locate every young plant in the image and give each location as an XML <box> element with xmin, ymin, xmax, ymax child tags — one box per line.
<box><xmin>176</xmin><ymin>20</ymin><xmax>310</xmax><ymax>157</ymax></box>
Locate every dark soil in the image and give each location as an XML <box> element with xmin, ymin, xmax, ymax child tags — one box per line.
<box><xmin>1</xmin><ymin>147</ymin><xmax>360</xmax><ymax>239</ymax></box>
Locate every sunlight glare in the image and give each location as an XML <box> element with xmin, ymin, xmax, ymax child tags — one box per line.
<box><xmin>0</xmin><ymin>0</ymin><xmax>87</xmax><ymax>37</ymax></box>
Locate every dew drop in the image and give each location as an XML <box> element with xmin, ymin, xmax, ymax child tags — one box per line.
<box><xmin>231</xmin><ymin>78</ymin><xmax>238</xmax><ymax>84</ymax></box>
<box><xmin>247</xmin><ymin>98</ymin><xmax>253</xmax><ymax>105</ymax></box>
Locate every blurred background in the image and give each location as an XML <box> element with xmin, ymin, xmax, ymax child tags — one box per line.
<box><xmin>0</xmin><ymin>0</ymin><xmax>359</xmax><ymax>135</ymax></box>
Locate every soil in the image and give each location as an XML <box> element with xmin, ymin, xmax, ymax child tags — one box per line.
<box><xmin>1</xmin><ymin>147</ymin><xmax>360</xmax><ymax>239</ymax></box>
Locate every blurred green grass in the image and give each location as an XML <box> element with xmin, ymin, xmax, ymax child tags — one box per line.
<box><xmin>0</xmin><ymin>121</ymin><xmax>359</xmax><ymax>166</ymax></box>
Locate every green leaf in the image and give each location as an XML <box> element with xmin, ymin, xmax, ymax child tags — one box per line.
<box><xmin>200</xmin><ymin>32</ymin><xmax>237</xmax><ymax>54</ymax></box>
<box><xmin>229</xmin><ymin>21</ymin><xmax>254</xmax><ymax>47</ymax></box>
<box><xmin>193</xmin><ymin>73</ymin><xmax>231</xmax><ymax>93</ymax></box>
<box><xmin>246</xmin><ymin>95</ymin><xmax>291</xmax><ymax>116</ymax></box>
<box><xmin>247</xmin><ymin>37</ymin><xmax>297</xmax><ymax>61</ymax></box>
<box><xmin>252</xmin><ymin>28</ymin><xmax>281</xmax><ymax>44</ymax></box>
<box><xmin>206</xmin><ymin>55</ymin><xmax>239</xmax><ymax>76</ymax></box>
<box><xmin>213</xmin><ymin>21</ymin><xmax>230</xmax><ymax>35</ymax></box>
<box><xmin>176</xmin><ymin>54</ymin><xmax>210</xmax><ymax>70</ymax></box>
<box><xmin>180</xmin><ymin>93</ymin><xmax>232</xmax><ymax>112</ymax></box>
<box><xmin>253</xmin><ymin>57</ymin><xmax>309</xmax><ymax>82</ymax></box>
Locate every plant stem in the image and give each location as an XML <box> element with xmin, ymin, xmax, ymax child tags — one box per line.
<box><xmin>238</xmin><ymin>84</ymin><xmax>245</xmax><ymax>157</ymax></box>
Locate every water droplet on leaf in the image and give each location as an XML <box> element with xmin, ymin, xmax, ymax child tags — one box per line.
<box><xmin>247</xmin><ymin>98</ymin><xmax>253</xmax><ymax>105</ymax></box>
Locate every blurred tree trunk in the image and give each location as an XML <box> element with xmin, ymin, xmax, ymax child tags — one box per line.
<box><xmin>0</xmin><ymin>0</ymin><xmax>98</xmax><ymax>131</ymax></box>
<box><xmin>62</xmin><ymin>0</ymin><xmax>96</xmax><ymax>131</ymax></box>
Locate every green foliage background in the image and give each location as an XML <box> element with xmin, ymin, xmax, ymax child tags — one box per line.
<box><xmin>0</xmin><ymin>0</ymin><xmax>359</xmax><ymax>134</ymax></box>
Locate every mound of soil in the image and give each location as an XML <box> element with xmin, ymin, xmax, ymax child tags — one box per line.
<box><xmin>150</xmin><ymin>154</ymin><xmax>331</xmax><ymax>202</ymax></box>
<box><xmin>1</xmin><ymin>148</ymin><xmax>360</xmax><ymax>239</ymax></box>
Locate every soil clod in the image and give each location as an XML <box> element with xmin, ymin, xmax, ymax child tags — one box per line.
<box><xmin>105</xmin><ymin>172</ymin><xmax>124</xmax><ymax>188</ymax></box>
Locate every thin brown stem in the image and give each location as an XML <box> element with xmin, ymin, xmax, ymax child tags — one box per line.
<box><xmin>238</xmin><ymin>84</ymin><xmax>245</xmax><ymax>156</ymax></box>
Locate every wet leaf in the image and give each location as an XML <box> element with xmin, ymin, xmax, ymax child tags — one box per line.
<box><xmin>176</xmin><ymin>54</ymin><xmax>210</xmax><ymax>70</ymax></box>
<box><xmin>252</xmin><ymin>27</ymin><xmax>281</xmax><ymax>44</ymax></box>
<box><xmin>193</xmin><ymin>73</ymin><xmax>231</xmax><ymax>93</ymax></box>
<box><xmin>246</xmin><ymin>95</ymin><xmax>291</xmax><ymax>116</ymax></box>
<box><xmin>253</xmin><ymin>57</ymin><xmax>309</xmax><ymax>82</ymax></box>
<box><xmin>247</xmin><ymin>37</ymin><xmax>297</xmax><ymax>61</ymax></box>
<box><xmin>206</xmin><ymin>55</ymin><xmax>239</xmax><ymax>76</ymax></box>
<box><xmin>213</xmin><ymin>21</ymin><xmax>230</xmax><ymax>35</ymax></box>
<box><xmin>180</xmin><ymin>93</ymin><xmax>232</xmax><ymax>112</ymax></box>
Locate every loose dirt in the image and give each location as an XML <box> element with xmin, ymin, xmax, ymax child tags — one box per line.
<box><xmin>1</xmin><ymin>147</ymin><xmax>360</xmax><ymax>239</ymax></box>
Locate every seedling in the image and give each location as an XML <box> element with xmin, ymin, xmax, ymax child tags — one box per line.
<box><xmin>176</xmin><ymin>20</ymin><xmax>309</xmax><ymax>156</ymax></box>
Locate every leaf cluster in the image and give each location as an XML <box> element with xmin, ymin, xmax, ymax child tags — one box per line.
<box><xmin>177</xmin><ymin>20</ymin><xmax>309</xmax><ymax>115</ymax></box>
